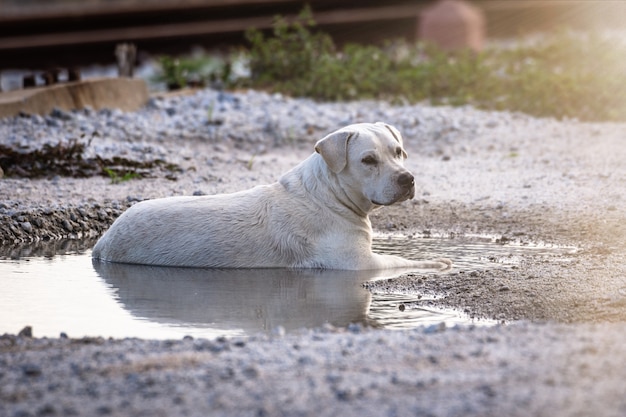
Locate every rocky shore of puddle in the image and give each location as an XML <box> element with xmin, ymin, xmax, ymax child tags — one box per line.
<box><xmin>1</xmin><ymin>88</ymin><xmax>626</xmax><ymax>416</ymax></box>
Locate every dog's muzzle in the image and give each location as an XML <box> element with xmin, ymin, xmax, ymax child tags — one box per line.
<box><xmin>371</xmin><ymin>171</ymin><xmax>416</xmax><ymax>206</ymax></box>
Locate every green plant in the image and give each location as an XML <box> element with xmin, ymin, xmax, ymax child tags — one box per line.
<box><xmin>103</xmin><ymin>168</ymin><xmax>139</xmax><ymax>184</ymax></box>
<box><xmin>246</xmin><ymin>154</ymin><xmax>256</xmax><ymax>170</ymax></box>
<box><xmin>235</xmin><ymin>9</ymin><xmax>626</xmax><ymax>122</ymax></box>
<box><xmin>243</xmin><ymin>6</ymin><xmax>335</xmax><ymax>93</ymax></box>
<box><xmin>154</xmin><ymin>55</ymin><xmax>228</xmax><ymax>90</ymax></box>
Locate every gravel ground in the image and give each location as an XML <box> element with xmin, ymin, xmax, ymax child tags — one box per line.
<box><xmin>2</xmin><ymin>322</ymin><xmax>626</xmax><ymax>417</ymax></box>
<box><xmin>1</xmin><ymin>88</ymin><xmax>626</xmax><ymax>416</ymax></box>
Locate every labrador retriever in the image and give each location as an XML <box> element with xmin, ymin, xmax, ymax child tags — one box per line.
<box><xmin>92</xmin><ymin>122</ymin><xmax>452</xmax><ymax>270</ymax></box>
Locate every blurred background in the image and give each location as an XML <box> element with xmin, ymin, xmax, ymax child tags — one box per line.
<box><xmin>1</xmin><ymin>0</ymin><xmax>624</xmax><ymax>69</ymax></box>
<box><xmin>1</xmin><ymin>0</ymin><xmax>625</xmax><ymax>121</ymax></box>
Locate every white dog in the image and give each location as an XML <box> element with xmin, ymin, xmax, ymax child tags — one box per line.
<box><xmin>92</xmin><ymin>122</ymin><xmax>451</xmax><ymax>270</ymax></box>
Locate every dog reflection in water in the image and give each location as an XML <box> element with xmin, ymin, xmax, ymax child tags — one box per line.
<box><xmin>93</xmin><ymin>261</ymin><xmax>410</xmax><ymax>334</ymax></box>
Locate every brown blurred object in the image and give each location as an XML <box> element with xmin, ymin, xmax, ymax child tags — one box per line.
<box><xmin>23</xmin><ymin>74</ymin><xmax>36</xmax><ymax>88</ymax></box>
<box><xmin>115</xmin><ymin>43</ymin><xmax>137</xmax><ymax>78</ymax></box>
<box><xmin>68</xmin><ymin>68</ymin><xmax>81</xmax><ymax>82</ymax></box>
<box><xmin>43</xmin><ymin>68</ymin><xmax>61</xmax><ymax>85</ymax></box>
<box><xmin>42</xmin><ymin>72</ymin><xmax>55</xmax><ymax>86</ymax></box>
<box><xmin>419</xmin><ymin>0</ymin><xmax>485</xmax><ymax>52</ymax></box>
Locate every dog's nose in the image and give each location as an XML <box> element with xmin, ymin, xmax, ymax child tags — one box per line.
<box><xmin>397</xmin><ymin>172</ymin><xmax>414</xmax><ymax>188</ymax></box>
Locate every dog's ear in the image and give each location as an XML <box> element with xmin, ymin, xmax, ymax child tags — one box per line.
<box><xmin>315</xmin><ymin>130</ymin><xmax>356</xmax><ymax>173</ymax></box>
<box><xmin>376</xmin><ymin>122</ymin><xmax>408</xmax><ymax>158</ymax></box>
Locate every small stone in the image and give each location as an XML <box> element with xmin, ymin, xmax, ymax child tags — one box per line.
<box><xmin>298</xmin><ymin>355</ymin><xmax>317</xmax><ymax>366</ymax></box>
<box><xmin>219</xmin><ymin>367</ymin><xmax>235</xmax><ymax>380</ymax></box>
<box><xmin>424</xmin><ymin>322</ymin><xmax>446</xmax><ymax>334</ymax></box>
<box><xmin>38</xmin><ymin>404</ymin><xmax>57</xmax><ymax>416</ymax></box>
<box><xmin>96</xmin><ymin>405</ymin><xmax>113</xmax><ymax>415</ymax></box>
<box><xmin>20</xmin><ymin>222</ymin><xmax>32</xmax><ymax>233</ymax></box>
<box><xmin>272</xmin><ymin>326</ymin><xmax>286</xmax><ymax>338</ymax></box>
<box><xmin>22</xmin><ymin>363</ymin><xmax>42</xmax><ymax>377</ymax></box>
<box><xmin>46</xmin><ymin>117</ymin><xmax>61</xmax><ymax>127</ymax></box>
<box><xmin>62</xmin><ymin>219</ymin><xmax>73</xmax><ymax>232</ymax></box>
<box><xmin>347</xmin><ymin>323</ymin><xmax>362</xmax><ymax>334</ymax></box>
<box><xmin>97</xmin><ymin>210</ymin><xmax>108</xmax><ymax>221</ymax></box>
<box><xmin>242</xmin><ymin>366</ymin><xmax>259</xmax><ymax>379</ymax></box>
<box><xmin>50</xmin><ymin>107</ymin><xmax>72</xmax><ymax>121</ymax></box>
<box><xmin>18</xmin><ymin>326</ymin><xmax>32</xmax><ymax>337</ymax></box>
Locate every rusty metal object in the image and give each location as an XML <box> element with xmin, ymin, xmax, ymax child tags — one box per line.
<box><xmin>419</xmin><ymin>0</ymin><xmax>485</xmax><ymax>52</ymax></box>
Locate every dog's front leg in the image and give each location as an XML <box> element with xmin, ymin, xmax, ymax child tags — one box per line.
<box><xmin>371</xmin><ymin>253</ymin><xmax>452</xmax><ymax>271</ymax></box>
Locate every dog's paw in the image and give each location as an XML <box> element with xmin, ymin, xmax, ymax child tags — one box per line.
<box><xmin>436</xmin><ymin>258</ymin><xmax>453</xmax><ymax>271</ymax></box>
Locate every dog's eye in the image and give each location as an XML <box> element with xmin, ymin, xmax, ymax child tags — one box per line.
<box><xmin>395</xmin><ymin>147</ymin><xmax>404</xmax><ymax>158</ymax></box>
<box><xmin>361</xmin><ymin>155</ymin><xmax>378</xmax><ymax>165</ymax></box>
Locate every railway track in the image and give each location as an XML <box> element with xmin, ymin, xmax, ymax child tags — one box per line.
<box><xmin>0</xmin><ymin>0</ymin><xmax>621</xmax><ymax>70</ymax></box>
<box><xmin>1</xmin><ymin>0</ymin><xmax>427</xmax><ymax>70</ymax></box>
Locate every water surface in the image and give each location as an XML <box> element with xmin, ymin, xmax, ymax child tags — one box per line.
<box><xmin>0</xmin><ymin>235</ymin><xmax>573</xmax><ymax>339</ymax></box>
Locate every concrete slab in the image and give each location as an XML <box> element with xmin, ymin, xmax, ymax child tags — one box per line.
<box><xmin>0</xmin><ymin>77</ymin><xmax>148</xmax><ymax>118</ymax></box>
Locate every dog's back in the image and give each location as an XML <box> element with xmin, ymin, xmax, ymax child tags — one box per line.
<box><xmin>92</xmin><ymin>183</ymin><xmax>319</xmax><ymax>268</ymax></box>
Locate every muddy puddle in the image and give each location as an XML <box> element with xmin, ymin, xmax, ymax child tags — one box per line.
<box><xmin>0</xmin><ymin>235</ymin><xmax>575</xmax><ymax>339</ymax></box>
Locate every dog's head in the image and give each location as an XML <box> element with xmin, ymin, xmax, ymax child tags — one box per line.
<box><xmin>315</xmin><ymin>122</ymin><xmax>415</xmax><ymax>210</ymax></box>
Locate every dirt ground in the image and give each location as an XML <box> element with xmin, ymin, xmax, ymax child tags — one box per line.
<box><xmin>369</xmin><ymin>201</ymin><xmax>626</xmax><ymax>324</ymax></box>
<box><xmin>1</xmin><ymin>108</ymin><xmax>626</xmax><ymax>416</ymax></box>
